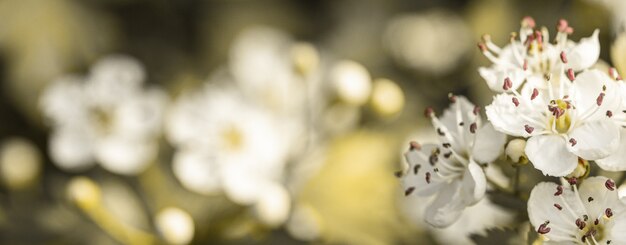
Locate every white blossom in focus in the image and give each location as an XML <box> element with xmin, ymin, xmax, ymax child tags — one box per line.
<box><xmin>478</xmin><ymin>17</ymin><xmax>599</xmax><ymax>93</ymax></box>
<box><xmin>40</xmin><ymin>55</ymin><xmax>167</xmax><ymax>175</ymax></box>
<box><xmin>486</xmin><ymin>69</ymin><xmax>624</xmax><ymax>176</ymax></box>
<box><xmin>528</xmin><ymin>177</ymin><xmax>626</xmax><ymax>244</ymax></box>
<box><xmin>399</xmin><ymin>96</ymin><xmax>506</xmax><ymax>227</ymax></box>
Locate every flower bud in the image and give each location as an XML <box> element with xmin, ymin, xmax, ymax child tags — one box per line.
<box><xmin>566</xmin><ymin>158</ymin><xmax>590</xmax><ymax>179</ymax></box>
<box><xmin>370</xmin><ymin>78</ymin><xmax>405</xmax><ymax>118</ymax></box>
<box><xmin>67</xmin><ymin>176</ymin><xmax>101</xmax><ymax>210</ymax></box>
<box><xmin>505</xmin><ymin>139</ymin><xmax>528</xmax><ymax>164</ymax></box>
<box><xmin>156</xmin><ymin>207</ymin><xmax>195</xmax><ymax>245</ymax></box>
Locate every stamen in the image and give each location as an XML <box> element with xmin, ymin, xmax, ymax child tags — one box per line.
<box><xmin>569</xmin><ymin>138</ymin><xmax>577</xmax><ymax>146</ymax></box>
<box><xmin>588</xmin><ymin>197</ymin><xmax>594</xmax><ymax>202</ymax></box>
<box><xmin>596</xmin><ymin>93</ymin><xmax>605</xmax><ymax>106</ymax></box>
<box><xmin>607</xmin><ymin>110</ymin><xmax>613</xmax><ymax>118</ymax></box>
<box><xmin>424</xmin><ymin>107</ymin><xmax>434</xmax><ymax>117</ymax></box>
<box><xmin>473</xmin><ymin>106</ymin><xmax>481</xmax><ymax>115</ymax></box>
<box><xmin>409</xmin><ymin>141</ymin><xmax>421</xmax><ymax>151</ymax></box>
<box><xmin>425</xmin><ymin>172</ymin><xmax>431</xmax><ymax>184</ymax></box>
<box><xmin>554</xmin><ymin>185</ymin><xmax>564</xmax><ymax>196</ymax></box>
<box><xmin>567</xmin><ymin>69</ymin><xmax>575</xmax><ymax>81</ymax></box>
<box><xmin>404</xmin><ymin>187</ymin><xmax>415</xmax><ymax>196</ymax></box>
<box><xmin>413</xmin><ymin>164</ymin><xmax>421</xmax><ymax>174</ymax></box>
<box><xmin>605</xmin><ymin>208</ymin><xmax>613</xmax><ymax>218</ymax></box>
<box><xmin>560</xmin><ymin>51</ymin><xmax>568</xmax><ymax>63</ymax></box>
<box><xmin>531</xmin><ymin>88</ymin><xmax>539</xmax><ymax>100</ymax></box>
<box><xmin>606</xmin><ymin>179</ymin><xmax>615</xmax><ymax>191</ymax></box>
<box><xmin>503</xmin><ymin>77</ymin><xmax>513</xmax><ymax>90</ymax></box>
<box><xmin>524</xmin><ymin>124</ymin><xmax>534</xmax><ymax>134</ymax></box>
<box><xmin>469</xmin><ymin>123</ymin><xmax>477</xmax><ymax>134</ymax></box>
<box><xmin>554</xmin><ymin>203</ymin><xmax>563</xmax><ymax>210</ymax></box>
<box><xmin>537</xmin><ymin>222</ymin><xmax>551</xmax><ymax>234</ymax></box>
<box><xmin>394</xmin><ymin>171</ymin><xmax>403</xmax><ymax>178</ymax></box>
<box><xmin>576</xmin><ymin>218</ymin><xmax>586</xmax><ymax>230</ymax></box>
<box><xmin>512</xmin><ymin>97</ymin><xmax>520</xmax><ymax>107</ymax></box>
<box><xmin>448</xmin><ymin>93</ymin><xmax>457</xmax><ymax>103</ymax></box>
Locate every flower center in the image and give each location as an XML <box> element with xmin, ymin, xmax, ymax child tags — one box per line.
<box><xmin>221</xmin><ymin>126</ymin><xmax>244</xmax><ymax>151</ymax></box>
<box><xmin>89</xmin><ymin>107</ymin><xmax>114</xmax><ymax>135</ymax></box>
<box><xmin>547</xmin><ymin>99</ymin><xmax>571</xmax><ymax>134</ymax></box>
<box><xmin>579</xmin><ymin>221</ymin><xmax>606</xmax><ymax>243</ymax></box>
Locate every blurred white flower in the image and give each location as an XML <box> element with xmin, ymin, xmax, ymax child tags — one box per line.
<box><xmin>40</xmin><ymin>55</ymin><xmax>167</xmax><ymax>175</ymax></box>
<box><xmin>155</xmin><ymin>207</ymin><xmax>195</xmax><ymax>245</ymax></box>
<box><xmin>486</xmin><ymin>69</ymin><xmax>623</xmax><ymax>176</ymax></box>
<box><xmin>478</xmin><ymin>17</ymin><xmax>599</xmax><ymax>93</ymax></box>
<box><xmin>330</xmin><ymin>60</ymin><xmax>372</xmax><ymax>106</ymax></box>
<box><xmin>0</xmin><ymin>138</ymin><xmax>42</xmax><ymax>189</ymax></box>
<box><xmin>399</xmin><ymin>96</ymin><xmax>506</xmax><ymax>227</ymax></box>
<box><xmin>527</xmin><ymin>177</ymin><xmax>626</xmax><ymax>244</ymax></box>
<box><xmin>384</xmin><ymin>10</ymin><xmax>472</xmax><ymax>75</ymax></box>
<box><xmin>167</xmin><ymin>84</ymin><xmax>292</xmax><ymax>225</ymax></box>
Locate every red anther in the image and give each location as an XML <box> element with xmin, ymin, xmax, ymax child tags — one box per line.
<box><xmin>576</xmin><ymin>218</ymin><xmax>586</xmax><ymax>230</ymax></box>
<box><xmin>531</xmin><ymin>88</ymin><xmax>539</xmax><ymax>100</ymax></box>
<box><xmin>523</xmin><ymin>60</ymin><xmax>528</xmax><ymax>71</ymax></box>
<box><xmin>448</xmin><ymin>94</ymin><xmax>457</xmax><ymax>103</ymax></box>
<box><xmin>470</xmin><ymin>123</ymin><xmax>477</xmax><ymax>134</ymax></box>
<box><xmin>568</xmin><ymin>177</ymin><xmax>578</xmax><ymax>185</ymax></box>
<box><xmin>524</xmin><ymin>124</ymin><xmax>534</xmax><ymax>134</ymax></box>
<box><xmin>607</xmin><ymin>110</ymin><xmax>613</xmax><ymax>118</ymax></box>
<box><xmin>534</xmin><ymin>30</ymin><xmax>543</xmax><ymax>44</ymax></box>
<box><xmin>522</xmin><ymin>16</ymin><xmax>536</xmax><ymax>28</ymax></box>
<box><xmin>560</xmin><ymin>51</ymin><xmax>568</xmax><ymax>63</ymax></box>
<box><xmin>606</xmin><ymin>208</ymin><xmax>613</xmax><ymax>218</ymax></box>
<box><xmin>569</xmin><ymin>138</ymin><xmax>577</xmax><ymax>146</ymax></box>
<box><xmin>404</xmin><ymin>187</ymin><xmax>415</xmax><ymax>196</ymax></box>
<box><xmin>503</xmin><ymin>77</ymin><xmax>513</xmax><ymax>90</ymax></box>
<box><xmin>606</xmin><ymin>179</ymin><xmax>616</xmax><ymax>191</ymax></box>
<box><xmin>477</xmin><ymin>42</ymin><xmax>487</xmax><ymax>52</ymax></box>
<box><xmin>554</xmin><ymin>185</ymin><xmax>563</xmax><ymax>196</ymax></box>
<box><xmin>473</xmin><ymin>106</ymin><xmax>481</xmax><ymax>115</ymax></box>
<box><xmin>557</xmin><ymin>19</ymin><xmax>569</xmax><ymax>32</ymax></box>
<box><xmin>567</xmin><ymin>69</ymin><xmax>575</xmax><ymax>81</ymax></box>
<box><xmin>409</xmin><ymin>141</ymin><xmax>421</xmax><ymax>151</ymax></box>
<box><xmin>425</xmin><ymin>172</ymin><xmax>431</xmax><ymax>184</ymax></box>
<box><xmin>512</xmin><ymin>97</ymin><xmax>520</xmax><ymax>107</ymax></box>
<box><xmin>554</xmin><ymin>203</ymin><xmax>563</xmax><ymax>210</ymax></box>
<box><xmin>597</xmin><ymin>93</ymin><xmax>605</xmax><ymax>106</ymax></box>
<box><xmin>424</xmin><ymin>107</ymin><xmax>434</xmax><ymax>117</ymax></box>
<box><xmin>537</xmin><ymin>223</ymin><xmax>551</xmax><ymax>234</ymax></box>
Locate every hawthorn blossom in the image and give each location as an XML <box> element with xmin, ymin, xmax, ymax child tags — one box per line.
<box><xmin>478</xmin><ymin>17</ymin><xmax>599</xmax><ymax>93</ymax></box>
<box><xmin>399</xmin><ymin>96</ymin><xmax>506</xmax><ymax>227</ymax></box>
<box><xmin>40</xmin><ymin>55</ymin><xmax>166</xmax><ymax>175</ymax></box>
<box><xmin>528</xmin><ymin>177</ymin><xmax>626</xmax><ymax>244</ymax></box>
<box><xmin>166</xmin><ymin>83</ymin><xmax>293</xmax><ymax>225</ymax></box>
<box><xmin>486</xmin><ymin>69</ymin><xmax>623</xmax><ymax>176</ymax></box>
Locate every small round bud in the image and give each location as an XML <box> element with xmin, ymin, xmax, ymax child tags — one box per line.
<box><xmin>567</xmin><ymin>158</ymin><xmax>590</xmax><ymax>179</ymax></box>
<box><xmin>369</xmin><ymin>78</ymin><xmax>405</xmax><ymax>118</ymax></box>
<box><xmin>331</xmin><ymin>60</ymin><xmax>372</xmax><ymax>106</ymax></box>
<box><xmin>67</xmin><ymin>177</ymin><xmax>101</xmax><ymax>210</ymax></box>
<box><xmin>0</xmin><ymin>138</ymin><xmax>42</xmax><ymax>190</ymax></box>
<box><xmin>155</xmin><ymin>207</ymin><xmax>195</xmax><ymax>245</ymax></box>
<box><xmin>255</xmin><ymin>183</ymin><xmax>291</xmax><ymax>227</ymax></box>
<box><xmin>505</xmin><ymin>139</ymin><xmax>528</xmax><ymax>164</ymax></box>
<box><xmin>291</xmin><ymin>42</ymin><xmax>319</xmax><ymax>76</ymax></box>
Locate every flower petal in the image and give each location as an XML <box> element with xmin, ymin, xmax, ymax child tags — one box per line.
<box><xmin>525</xmin><ymin>135</ymin><xmax>577</xmax><ymax>176</ymax></box>
<box><xmin>460</xmin><ymin>161</ymin><xmax>486</xmax><ymax>206</ymax></box>
<box><xmin>424</xmin><ymin>181</ymin><xmax>465</xmax><ymax>228</ymax></box>
<box><xmin>172</xmin><ymin>149</ymin><xmax>222</xmax><ymax>195</ymax></box>
<box><xmin>49</xmin><ymin>128</ymin><xmax>96</xmax><ymax>172</ymax></box>
<box><xmin>439</xmin><ymin>96</ymin><xmax>478</xmax><ymax>152</ymax></box>
<box><xmin>565</xmin><ymin>29</ymin><xmax>600</xmax><ymax>71</ymax></box>
<box><xmin>528</xmin><ymin>182</ymin><xmax>585</xmax><ymax>243</ymax></box>
<box><xmin>96</xmin><ymin>136</ymin><xmax>156</xmax><ymax>175</ymax></box>
<box><xmin>577</xmin><ymin>176</ymin><xmax>622</xmax><ymax>219</ymax></box>
<box><xmin>486</xmin><ymin>93</ymin><xmax>546</xmax><ymax>137</ymax></box>
<box><xmin>569</xmin><ymin>69</ymin><xmax>622</xmax><ymax>121</ymax></box>
<box><xmin>402</xmin><ymin>144</ymin><xmax>445</xmax><ymax>197</ymax></box>
<box><xmin>471</xmin><ymin>122</ymin><xmax>506</xmax><ymax>163</ymax></box>
<box><xmin>596</xmin><ymin>128</ymin><xmax>626</xmax><ymax>171</ymax></box>
<box><xmin>478</xmin><ymin>66</ymin><xmax>525</xmax><ymax>93</ymax></box>
<box><xmin>567</xmin><ymin>120</ymin><xmax>620</xmax><ymax>160</ymax></box>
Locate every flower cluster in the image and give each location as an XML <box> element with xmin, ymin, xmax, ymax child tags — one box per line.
<box><xmin>401</xmin><ymin>17</ymin><xmax>626</xmax><ymax>244</ymax></box>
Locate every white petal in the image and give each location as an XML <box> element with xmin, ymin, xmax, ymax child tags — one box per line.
<box><xmin>567</xmin><ymin>120</ymin><xmax>620</xmax><ymax>160</ymax></box>
<box><xmin>525</xmin><ymin>135</ymin><xmax>577</xmax><ymax>176</ymax></box>
<box><xmin>86</xmin><ymin>55</ymin><xmax>145</xmax><ymax>106</ymax></box>
<box><xmin>96</xmin><ymin>136</ymin><xmax>156</xmax><ymax>175</ymax></box>
<box><xmin>460</xmin><ymin>161</ymin><xmax>486</xmax><ymax>206</ymax></box>
<box><xmin>402</xmin><ymin>144</ymin><xmax>445</xmax><ymax>197</ymax></box>
<box><xmin>255</xmin><ymin>182</ymin><xmax>291</xmax><ymax>227</ymax></box>
<box><xmin>49</xmin><ymin>129</ymin><xmax>96</xmax><ymax>172</ymax></box>
<box><xmin>471</xmin><ymin>122</ymin><xmax>506</xmax><ymax>163</ymax></box>
<box><xmin>478</xmin><ymin>66</ymin><xmax>525</xmax><ymax>93</ymax></box>
<box><xmin>114</xmin><ymin>88</ymin><xmax>167</xmax><ymax>139</ymax></box>
<box><xmin>221</xmin><ymin>163</ymin><xmax>269</xmax><ymax>205</ymax></box>
<box><xmin>40</xmin><ymin>76</ymin><xmax>88</xmax><ymax>125</ymax></box>
<box><xmin>596</xmin><ymin>128</ymin><xmax>626</xmax><ymax>171</ymax></box>
<box><xmin>486</xmin><ymin>93</ymin><xmax>545</xmax><ymax>137</ymax></box>
<box><xmin>609</xmin><ymin>212</ymin><xmax>626</xmax><ymax>244</ymax></box>
<box><xmin>172</xmin><ymin>149</ymin><xmax>221</xmax><ymax>195</ymax></box>
<box><xmin>570</xmin><ymin>69</ymin><xmax>622</xmax><ymax>121</ymax></box>
<box><xmin>577</xmin><ymin>176</ymin><xmax>622</xmax><ymax>219</ymax></box>
<box><xmin>424</xmin><ymin>181</ymin><xmax>465</xmax><ymax>228</ymax></box>
<box><xmin>528</xmin><ymin>182</ymin><xmax>585</xmax><ymax>243</ymax></box>
<box><xmin>565</xmin><ymin>29</ymin><xmax>600</xmax><ymax>71</ymax></box>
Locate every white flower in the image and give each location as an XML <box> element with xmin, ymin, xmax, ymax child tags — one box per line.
<box><xmin>399</xmin><ymin>96</ymin><xmax>506</xmax><ymax>227</ymax></box>
<box><xmin>486</xmin><ymin>69</ymin><xmax>623</xmax><ymax>176</ymax></box>
<box><xmin>527</xmin><ymin>176</ymin><xmax>626</xmax><ymax>244</ymax></box>
<box><xmin>166</xmin><ymin>84</ymin><xmax>292</xmax><ymax>224</ymax></box>
<box><xmin>478</xmin><ymin>17</ymin><xmax>599</xmax><ymax>93</ymax></box>
<box><xmin>40</xmin><ymin>55</ymin><xmax>166</xmax><ymax>175</ymax></box>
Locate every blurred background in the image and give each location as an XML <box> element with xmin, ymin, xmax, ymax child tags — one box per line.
<box><xmin>0</xmin><ymin>0</ymin><xmax>622</xmax><ymax>244</ymax></box>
